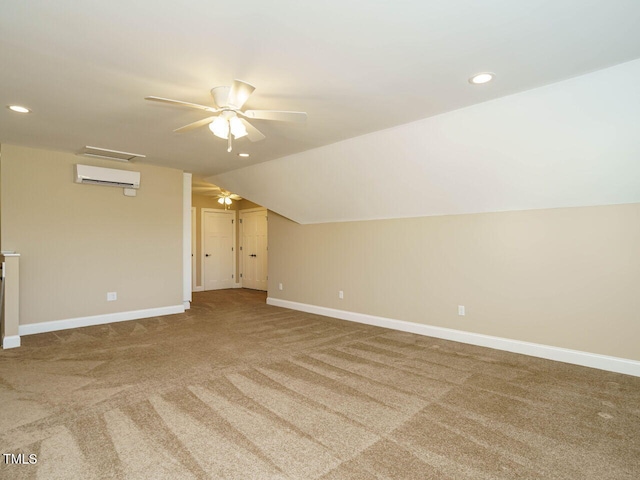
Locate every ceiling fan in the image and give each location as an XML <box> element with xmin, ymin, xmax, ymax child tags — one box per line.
<box><xmin>192</xmin><ymin>179</ymin><xmax>241</xmax><ymax>209</ymax></box>
<box><xmin>216</xmin><ymin>191</ymin><xmax>241</xmax><ymax>209</ymax></box>
<box><xmin>145</xmin><ymin>79</ymin><xmax>307</xmax><ymax>152</ymax></box>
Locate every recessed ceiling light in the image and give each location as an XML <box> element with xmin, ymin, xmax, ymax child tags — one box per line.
<box><xmin>7</xmin><ymin>105</ymin><xmax>31</xmax><ymax>113</ymax></box>
<box><xmin>237</xmin><ymin>153</ymin><xmax>250</xmax><ymax>157</ymax></box>
<box><xmin>468</xmin><ymin>72</ymin><xmax>495</xmax><ymax>85</ymax></box>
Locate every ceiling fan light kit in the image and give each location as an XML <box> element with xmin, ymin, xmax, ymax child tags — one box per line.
<box><xmin>209</xmin><ymin>116</ymin><xmax>228</xmax><ymax>138</ymax></box>
<box><xmin>217</xmin><ymin>194</ymin><xmax>234</xmax><ymax>209</ymax></box>
<box><xmin>229</xmin><ymin>116</ymin><xmax>247</xmax><ymax>138</ymax></box>
<box><xmin>146</xmin><ymin>79</ymin><xmax>307</xmax><ymax>153</ymax></box>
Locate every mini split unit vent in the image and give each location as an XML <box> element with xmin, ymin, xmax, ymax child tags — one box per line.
<box><xmin>75</xmin><ymin>164</ymin><xmax>141</xmax><ymax>189</ymax></box>
<box><xmin>77</xmin><ymin>146</ymin><xmax>146</xmax><ymax>163</ymax></box>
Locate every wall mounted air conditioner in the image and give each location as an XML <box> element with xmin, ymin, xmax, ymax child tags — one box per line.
<box><xmin>74</xmin><ymin>164</ymin><xmax>141</xmax><ymax>189</ymax></box>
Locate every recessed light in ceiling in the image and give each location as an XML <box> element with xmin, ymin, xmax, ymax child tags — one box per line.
<box><xmin>468</xmin><ymin>72</ymin><xmax>495</xmax><ymax>85</ymax></box>
<box><xmin>238</xmin><ymin>153</ymin><xmax>250</xmax><ymax>157</ymax></box>
<box><xmin>7</xmin><ymin>105</ymin><xmax>31</xmax><ymax>113</ymax></box>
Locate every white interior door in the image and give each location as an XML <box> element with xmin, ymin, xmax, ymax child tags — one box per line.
<box><xmin>202</xmin><ymin>210</ymin><xmax>235</xmax><ymax>290</ymax></box>
<box><xmin>240</xmin><ymin>210</ymin><xmax>268</xmax><ymax>291</ymax></box>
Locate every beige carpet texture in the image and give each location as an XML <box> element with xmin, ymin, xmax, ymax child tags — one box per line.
<box><xmin>1</xmin><ymin>289</ymin><xmax>639</xmax><ymax>479</ymax></box>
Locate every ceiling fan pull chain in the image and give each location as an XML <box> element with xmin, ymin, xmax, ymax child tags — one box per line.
<box><xmin>227</xmin><ymin>133</ymin><xmax>233</xmax><ymax>152</ymax></box>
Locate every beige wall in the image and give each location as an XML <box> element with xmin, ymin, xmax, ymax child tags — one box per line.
<box><xmin>237</xmin><ymin>199</ymin><xmax>261</xmax><ymax>210</ymax></box>
<box><xmin>0</xmin><ymin>144</ymin><xmax>184</xmax><ymax>325</ymax></box>
<box><xmin>268</xmin><ymin>203</ymin><xmax>640</xmax><ymax>361</ymax></box>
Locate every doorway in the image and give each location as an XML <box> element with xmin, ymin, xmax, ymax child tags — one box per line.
<box><xmin>240</xmin><ymin>209</ymin><xmax>268</xmax><ymax>291</ymax></box>
<box><xmin>201</xmin><ymin>209</ymin><xmax>236</xmax><ymax>290</ymax></box>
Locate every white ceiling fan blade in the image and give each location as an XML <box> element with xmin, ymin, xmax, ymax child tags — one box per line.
<box><xmin>145</xmin><ymin>96</ymin><xmax>219</xmax><ymax>113</ymax></box>
<box><xmin>228</xmin><ymin>80</ymin><xmax>255</xmax><ymax>109</ymax></box>
<box><xmin>240</xmin><ymin>119</ymin><xmax>266</xmax><ymax>142</ymax></box>
<box><xmin>173</xmin><ymin>116</ymin><xmax>217</xmax><ymax>133</ymax></box>
<box><xmin>216</xmin><ymin>193</ymin><xmax>243</xmax><ymax>200</ymax></box>
<box><xmin>242</xmin><ymin>110</ymin><xmax>307</xmax><ymax>122</ymax></box>
<box><xmin>216</xmin><ymin>192</ymin><xmax>243</xmax><ymax>202</ymax></box>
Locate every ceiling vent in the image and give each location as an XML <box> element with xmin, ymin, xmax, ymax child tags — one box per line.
<box><xmin>77</xmin><ymin>146</ymin><xmax>146</xmax><ymax>163</ymax></box>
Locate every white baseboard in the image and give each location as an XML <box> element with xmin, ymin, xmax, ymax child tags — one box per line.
<box><xmin>19</xmin><ymin>305</ymin><xmax>185</xmax><ymax>336</ymax></box>
<box><xmin>183</xmin><ymin>301</ymin><xmax>191</xmax><ymax>310</ymax></box>
<box><xmin>266</xmin><ymin>297</ymin><xmax>640</xmax><ymax>378</ymax></box>
<box><xmin>233</xmin><ymin>282</ymin><xmax>242</xmax><ymax>289</ymax></box>
<box><xmin>2</xmin><ymin>335</ymin><xmax>21</xmax><ymax>349</ymax></box>
<box><xmin>192</xmin><ymin>286</ymin><xmax>204</xmax><ymax>292</ymax></box>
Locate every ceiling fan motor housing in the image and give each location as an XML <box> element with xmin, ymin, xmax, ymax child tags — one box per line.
<box><xmin>211</xmin><ymin>86</ymin><xmax>231</xmax><ymax>108</ymax></box>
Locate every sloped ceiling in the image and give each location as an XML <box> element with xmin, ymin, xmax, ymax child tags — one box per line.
<box><xmin>209</xmin><ymin>59</ymin><xmax>640</xmax><ymax>224</ymax></box>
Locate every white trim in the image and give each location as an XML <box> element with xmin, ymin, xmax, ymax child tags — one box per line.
<box><xmin>192</xmin><ymin>285</ymin><xmax>204</xmax><ymax>292</ymax></box>
<box><xmin>233</xmin><ymin>282</ymin><xmax>242</xmax><ymax>289</ymax></box>
<box><xmin>201</xmin><ymin>208</ymin><xmax>236</xmax><ymax>291</ymax></box>
<box><xmin>183</xmin><ymin>173</ymin><xmax>193</xmax><ymax>305</ymax></box>
<box><xmin>266</xmin><ymin>298</ymin><xmax>640</xmax><ymax>378</ymax></box>
<box><xmin>183</xmin><ymin>301</ymin><xmax>190</xmax><ymax>310</ymax></box>
<box><xmin>191</xmin><ymin>206</ymin><xmax>197</xmax><ymax>289</ymax></box>
<box><xmin>19</xmin><ymin>305</ymin><xmax>185</xmax><ymax>336</ymax></box>
<box><xmin>239</xmin><ymin>211</ymin><xmax>244</xmax><ymax>289</ymax></box>
<box><xmin>2</xmin><ymin>335</ymin><xmax>21</xmax><ymax>349</ymax></box>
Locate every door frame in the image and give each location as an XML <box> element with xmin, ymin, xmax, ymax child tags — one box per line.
<box><xmin>191</xmin><ymin>206</ymin><xmax>198</xmax><ymax>291</ymax></box>
<box><xmin>239</xmin><ymin>207</ymin><xmax>267</xmax><ymax>290</ymax></box>
<box><xmin>183</xmin><ymin>173</ymin><xmax>192</xmax><ymax>308</ymax></box>
<box><xmin>201</xmin><ymin>208</ymin><xmax>237</xmax><ymax>290</ymax></box>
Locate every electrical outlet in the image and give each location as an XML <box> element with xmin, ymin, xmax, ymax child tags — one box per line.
<box><xmin>107</xmin><ymin>292</ymin><xmax>117</xmax><ymax>302</ymax></box>
<box><xmin>339</xmin><ymin>290</ymin><xmax>344</xmax><ymax>299</ymax></box>
<box><xmin>458</xmin><ymin>305</ymin><xmax>465</xmax><ymax>316</ymax></box>
<box><xmin>278</xmin><ymin>283</ymin><xmax>283</xmax><ymax>291</ymax></box>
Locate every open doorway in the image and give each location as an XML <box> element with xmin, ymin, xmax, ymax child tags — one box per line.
<box><xmin>191</xmin><ymin>176</ymin><xmax>267</xmax><ymax>292</ymax></box>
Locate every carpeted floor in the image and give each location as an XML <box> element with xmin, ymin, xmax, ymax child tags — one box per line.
<box><xmin>1</xmin><ymin>289</ymin><xmax>639</xmax><ymax>479</ymax></box>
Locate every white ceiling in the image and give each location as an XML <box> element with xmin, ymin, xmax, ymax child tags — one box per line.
<box><xmin>2</xmin><ymin>1</ymin><xmax>640</xmax><ymax>179</ymax></box>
